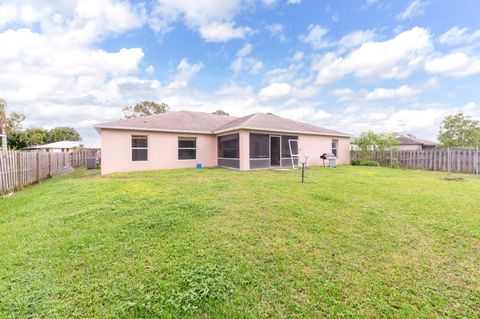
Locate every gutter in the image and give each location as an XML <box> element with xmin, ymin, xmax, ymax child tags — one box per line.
<box><xmin>94</xmin><ymin>125</ymin><xmax>214</xmax><ymax>135</ymax></box>
<box><xmin>214</xmin><ymin>126</ymin><xmax>351</xmax><ymax>138</ymax></box>
<box><xmin>94</xmin><ymin>125</ymin><xmax>351</xmax><ymax>138</ymax></box>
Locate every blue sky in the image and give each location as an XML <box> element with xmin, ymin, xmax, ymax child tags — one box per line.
<box><xmin>1</xmin><ymin>0</ymin><xmax>480</xmax><ymax>145</ymax></box>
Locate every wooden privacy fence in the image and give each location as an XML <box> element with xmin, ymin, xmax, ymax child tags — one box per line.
<box><xmin>0</xmin><ymin>150</ymin><xmax>100</xmax><ymax>194</ymax></box>
<box><xmin>351</xmin><ymin>148</ymin><xmax>480</xmax><ymax>175</ymax></box>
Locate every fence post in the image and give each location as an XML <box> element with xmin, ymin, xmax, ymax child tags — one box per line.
<box><xmin>16</xmin><ymin>152</ymin><xmax>21</xmax><ymax>190</ymax></box>
<box><xmin>390</xmin><ymin>149</ymin><xmax>393</xmax><ymax>168</ymax></box>
<box><xmin>447</xmin><ymin>148</ymin><xmax>451</xmax><ymax>175</ymax></box>
<box><xmin>476</xmin><ymin>147</ymin><xmax>479</xmax><ymax>176</ymax></box>
<box><xmin>36</xmin><ymin>152</ymin><xmax>40</xmax><ymax>182</ymax></box>
<box><xmin>48</xmin><ymin>152</ymin><xmax>52</xmax><ymax>175</ymax></box>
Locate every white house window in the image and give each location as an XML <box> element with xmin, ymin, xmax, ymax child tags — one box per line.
<box><xmin>332</xmin><ymin>139</ymin><xmax>338</xmax><ymax>157</ymax></box>
<box><xmin>132</xmin><ymin>136</ymin><xmax>148</xmax><ymax>161</ymax></box>
<box><xmin>178</xmin><ymin>137</ymin><xmax>196</xmax><ymax>160</ymax></box>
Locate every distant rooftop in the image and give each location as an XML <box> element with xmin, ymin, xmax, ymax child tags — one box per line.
<box><xmin>397</xmin><ymin>136</ymin><xmax>438</xmax><ymax>146</ymax></box>
<box><xmin>23</xmin><ymin>141</ymin><xmax>100</xmax><ymax>150</ymax></box>
<box><xmin>94</xmin><ymin>111</ymin><xmax>350</xmax><ymax>137</ymax></box>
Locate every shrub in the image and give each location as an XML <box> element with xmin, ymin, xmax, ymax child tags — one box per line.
<box><xmin>360</xmin><ymin>160</ymin><xmax>380</xmax><ymax>167</ymax></box>
<box><xmin>351</xmin><ymin>159</ymin><xmax>361</xmax><ymax>166</ymax></box>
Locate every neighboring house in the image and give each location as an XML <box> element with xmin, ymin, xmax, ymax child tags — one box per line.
<box><xmin>94</xmin><ymin>111</ymin><xmax>351</xmax><ymax>175</ymax></box>
<box><xmin>396</xmin><ymin>136</ymin><xmax>438</xmax><ymax>150</ymax></box>
<box><xmin>23</xmin><ymin>141</ymin><xmax>100</xmax><ymax>153</ymax></box>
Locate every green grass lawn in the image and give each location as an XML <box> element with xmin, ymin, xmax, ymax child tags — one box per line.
<box><xmin>1</xmin><ymin>167</ymin><xmax>479</xmax><ymax>318</ymax></box>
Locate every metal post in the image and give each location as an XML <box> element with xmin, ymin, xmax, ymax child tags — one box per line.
<box><xmin>301</xmin><ymin>162</ymin><xmax>305</xmax><ymax>183</ymax></box>
<box><xmin>390</xmin><ymin>149</ymin><xmax>393</xmax><ymax>168</ymax></box>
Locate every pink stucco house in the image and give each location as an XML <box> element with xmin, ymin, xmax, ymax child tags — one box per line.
<box><xmin>94</xmin><ymin>111</ymin><xmax>351</xmax><ymax>175</ymax></box>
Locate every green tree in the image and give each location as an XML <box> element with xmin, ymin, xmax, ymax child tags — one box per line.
<box><xmin>7</xmin><ymin>112</ymin><xmax>26</xmax><ymax>131</ymax></box>
<box><xmin>212</xmin><ymin>110</ymin><xmax>230</xmax><ymax>116</ymax></box>
<box><xmin>48</xmin><ymin>127</ymin><xmax>81</xmax><ymax>143</ymax></box>
<box><xmin>7</xmin><ymin>130</ymin><xmax>26</xmax><ymax>150</ymax></box>
<box><xmin>22</xmin><ymin>128</ymin><xmax>49</xmax><ymax>147</ymax></box>
<box><xmin>0</xmin><ymin>99</ymin><xmax>27</xmax><ymax>150</ymax></box>
<box><xmin>376</xmin><ymin>132</ymin><xmax>400</xmax><ymax>150</ymax></box>
<box><xmin>123</xmin><ymin>101</ymin><xmax>170</xmax><ymax>118</ymax></box>
<box><xmin>355</xmin><ymin>131</ymin><xmax>399</xmax><ymax>151</ymax></box>
<box><xmin>355</xmin><ymin>131</ymin><xmax>378</xmax><ymax>151</ymax></box>
<box><xmin>438</xmin><ymin>113</ymin><xmax>480</xmax><ymax>148</ymax></box>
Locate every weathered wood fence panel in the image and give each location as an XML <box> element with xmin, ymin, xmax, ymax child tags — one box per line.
<box><xmin>0</xmin><ymin>150</ymin><xmax>101</xmax><ymax>194</ymax></box>
<box><xmin>351</xmin><ymin>148</ymin><xmax>480</xmax><ymax>175</ymax></box>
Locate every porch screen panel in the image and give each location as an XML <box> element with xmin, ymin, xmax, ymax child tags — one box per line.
<box><xmin>249</xmin><ymin>134</ymin><xmax>269</xmax><ymax>158</ymax></box>
<box><xmin>218</xmin><ymin>134</ymin><xmax>239</xmax><ymax>158</ymax></box>
<box><xmin>281</xmin><ymin>135</ymin><xmax>298</xmax><ymax>158</ymax></box>
<box><xmin>218</xmin><ymin>159</ymin><xmax>240</xmax><ymax>169</ymax></box>
<box><xmin>281</xmin><ymin>158</ymin><xmax>298</xmax><ymax>167</ymax></box>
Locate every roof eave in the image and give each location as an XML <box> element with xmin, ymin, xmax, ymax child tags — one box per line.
<box><xmin>94</xmin><ymin>125</ymin><xmax>215</xmax><ymax>135</ymax></box>
<box><xmin>213</xmin><ymin>126</ymin><xmax>351</xmax><ymax>137</ymax></box>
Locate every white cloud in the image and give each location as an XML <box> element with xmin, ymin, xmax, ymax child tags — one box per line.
<box><xmin>365</xmin><ymin>85</ymin><xmax>420</xmax><ymax>100</ymax></box>
<box><xmin>266</xmin><ymin>23</ymin><xmax>287</xmax><ymax>42</ymax></box>
<box><xmin>316</xmin><ymin>27</ymin><xmax>432</xmax><ymax>84</ymax></box>
<box><xmin>300</xmin><ymin>24</ymin><xmax>330</xmax><ymax>50</ymax></box>
<box><xmin>149</xmin><ymin>0</ymin><xmax>253</xmax><ymax>42</ymax></box>
<box><xmin>333</xmin><ymin>78</ymin><xmax>436</xmax><ymax>103</ymax></box>
<box><xmin>362</xmin><ymin>0</ymin><xmax>378</xmax><ymax>9</ymax></box>
<box><xmin>396</xmin><ymin>0</ymin><xmax>426</xmax><ymax>21</ymax></box>
<box><xmin>333</xmin><ymin>88</ymin><xmax>355</xmax><ymax>102</ymax></box>
<box><xmin>382</xmin><ymin>108</ymin><xmax>447</xmax><ymax>132</ymax></box>
<box><xmin>0</xmin><ymin>0</ymin><xmax>150</xmax><ymax>144</ymax></box>
<box><xmin>259</xmin><ymin>82</ymin><xmax>291</xmax><ymax>100</ymax></box>
<box><xmin>170</xmin><ymin>58</ymin><xmax>204</xmax><ymax>87</ymax></box>
<box><xmin>231</xmin><ymin>43</ymin><xmax>263</xmax><ymax>74</ymax></box>
<box><xmin>0</xmin><ymin>3</ymin><xmax>39</xmax><ymax>26</ymax></box>
<box><xmin>425</xmin><ymin>52</ymin><xmax>480</xmax><ymax>77</ymax></box>
<box><xmin>261</xmin><ymin>0</ymin><xmax>279</xmax><ymax>6</ymax></box>
<box><xmin>287</xmin><ymin>0</ymin><xmax>301</xmax><ymax>4</ymax></box>
<box><xmin>438</xmin><ymin>26</ymin><xmax>480</xmax><ymax>46</ymax></box>
<box><xmin>292</xmin><ymin>51</ymin><xmax>304</xmax><ymax>62</ymax></box>
<box><xmin>145</xmin><ymin>65</ymin><xmax>155</xmax><ymax>74</ymax></box>
<box><xmin>337</xmin><ymin>30</ymin><xmax>376</xmax><ymax>51</ymax></box>
<box><xmin>464</xmin><ymin>101</ymin><xmax>477</xmax><ymax>111</ymax></box>
<box><xmin>199</xmin><ymin>22</ymin><xmax>253</xmax><ymax>42</ymax></box>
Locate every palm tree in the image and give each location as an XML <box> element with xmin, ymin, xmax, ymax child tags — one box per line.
<box><xmin>0</xmin><ymin>99</ymin><xmax>8</xmax><ymax>152</ymax></box>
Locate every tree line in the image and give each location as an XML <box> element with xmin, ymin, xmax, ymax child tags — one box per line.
<box><xmin>122</xmin><ymin>100</ymin><xmax>230</xmax><ymax>118</ymax></box>
<box><xmin>0</xmin><ymin>99</ymin><xmax>81</xmax><ymax>150</ymax></box>
<box><xmin>356</xmin><ymin>113</ymin><xmax>480</xmax><ymax>151</ymax></box>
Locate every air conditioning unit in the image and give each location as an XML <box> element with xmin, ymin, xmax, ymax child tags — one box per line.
<box><xmin>86</xmin><ymin>157</ymin><xmax>97</xmax><ymax>169</ymax></box>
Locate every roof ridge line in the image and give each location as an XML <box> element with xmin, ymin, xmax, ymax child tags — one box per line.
<box><xmin>241</xmin><ymin>112</ymin><xmax>261</xmax><ymax>127</ymax></box>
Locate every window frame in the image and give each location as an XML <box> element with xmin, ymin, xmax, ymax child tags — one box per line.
<box><xmin>131</xmin><ymin>135</ymin><xmax>148</xmax><ymax>162</ymax></box>
<box><xmin>178</xmin><ymin>137</ymin><xmax>197</xmax><ymax>161</ymax></box>
<box><xmin>332</xmin><ymin>139</ymin><xmax>339</xmax><ymax>158</ymax></box>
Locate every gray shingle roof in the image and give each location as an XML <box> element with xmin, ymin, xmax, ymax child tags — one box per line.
<box><xmin>95</xmin><ymin>111</ymin><xmax>236</xmax><ymax>133</ymax></box>
<box><xmin>214</xmin><ymin>113</ymin><xmax>349</xmax><ymax>136</ymax></box>
<box><xmin>397</xmin><ymin>136</ymin><xmax>437</xmax><ymax>146</ymax></box>
<box><xmin>95</xmin><ymin>111</ymin><xmax>349</xmax><ymax>137</ymax></box>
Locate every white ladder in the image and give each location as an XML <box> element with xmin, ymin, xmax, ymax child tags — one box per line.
<box><xmin>288</xmin><ymin>139</ymin><xmax>300</xmax><ymax>169</ymax></box>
